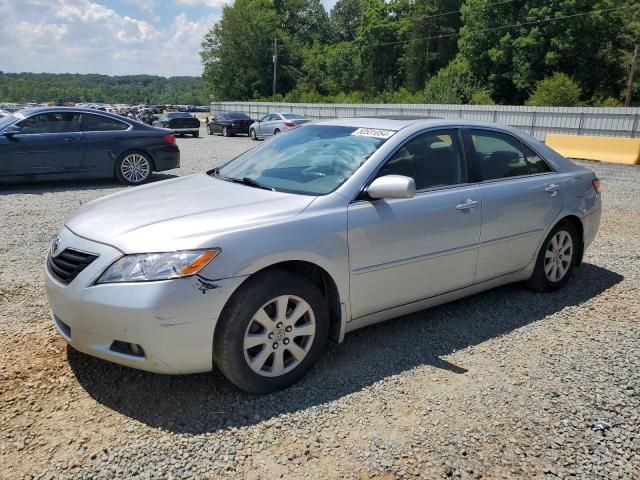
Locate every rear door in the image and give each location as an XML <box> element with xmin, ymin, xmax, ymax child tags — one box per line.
<box><xmin>463</xmin><ymin>128</ymin><xmax>564</xmax><ymax>283</ymax></box>
<box><xmin>260</xmin><ymin>114</ymin><xmax>276</xmax><ymax>136</ymax></box>
<box><xmin>81</xmin><ymin>113</ymin><xmax>131</xmax><ymax>175</ymax></box>
<box><xmin>0</xmin><ymin>112</ymin><xmax>84</xmax><ymax>176</ymax></box>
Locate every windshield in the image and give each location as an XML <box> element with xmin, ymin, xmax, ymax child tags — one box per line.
<box><xmin>282</xmin><ymin>113</ymin><xmax>307</xmax><ymax>120</ymax></box>
<box><xmin>0</xmin><ymin>114</ymin><xmax>18</xmax><ymax>131</ymax></box>
<box><xmin>217</xmin><ymin>124</ymin><xmax>392</xmax><ymax>195</ymax></box>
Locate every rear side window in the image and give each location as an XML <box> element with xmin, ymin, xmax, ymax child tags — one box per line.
<box><xmin>18</xmin><ymin>112</ymin><xmax>80</xmax><ymax>134</ymax></box>
<box><xmin>82</xmin><ymin>114</ymin><xmax>128</xmax><ymax>132</ymax></box>
<box><xmin>469</xmin><ymin>130</ymin><xmax>552</xmax><ymax>181</ymax></box>
<box><xmin>377</xmin><ymin>129</ymin><xmax>466</xmax><ymax>190</ymax></box>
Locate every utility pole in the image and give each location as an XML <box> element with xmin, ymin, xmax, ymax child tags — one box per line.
<box><xmin>272</xmin><ymin>37</ymin><xmax>278</xmax><ymax>102</ymax></box>
<box><xmin>625</xmin><ymin>44</ymin><xmax>638</xmax><ymax>107</ymax></box>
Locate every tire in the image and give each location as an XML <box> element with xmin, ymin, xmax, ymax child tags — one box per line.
<box><xmin>115</xmin><ymin>151</ymin><xmax>152</xmax><ymax>185</ymax></box>
<box><xmin>207</xmin><ymin>126</ymin><xmax>213</xmax><ymax>135</ymax></box>
<box><xmin>273</xmin><ymin>128</ymin><xmax>281</xmax><ymax>135</ymax></box>
<box><xmin>223</xmin><ymin>126</ymin><xmax>230</xmax><ymax>137</ymax></box>
<box><xmin>526</xmin><ymin>220</ymin><xmax>579</xmax><ymax>292</ymax></box>
<box><xmin>193</xmin><ymin>130</ymin><xmax>199</xmax><ymax>138</ymax></box>
<box><xmin>250</xmin><ymin>128</ymin><xmax>257</xmax><ymax>141</ymax></box>
<box><xmin>213</xmin><ymin>269</ymin><xmax>329</xmax><ymax>393</ymax></box>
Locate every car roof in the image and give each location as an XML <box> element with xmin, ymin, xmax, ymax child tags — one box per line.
<box><xmin>15</xmin><ymin>106</ymin><xmax>149</xmax><ymax>126</ymax></box>
<box><xmin>317</xmin><ymin>117</ymin><xmax>528</xmax><ymax>135</ymax></box>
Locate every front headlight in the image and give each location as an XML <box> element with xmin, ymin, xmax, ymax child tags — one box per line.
<box><xmin>96</xmin><ymin>249</ymin><xmax>220</xmax><ymax>284</ymax></box>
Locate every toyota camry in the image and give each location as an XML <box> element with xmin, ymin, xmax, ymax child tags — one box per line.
<box><xmin>45</xmin><ymin>118</ymin><xmax>601</xmax><ymax>393</ymax></box>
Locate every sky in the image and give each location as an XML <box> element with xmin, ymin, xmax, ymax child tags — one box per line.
<box><xmin>0</xmin><ymin>0</ymin><xmax>338</xmax><ymax>77</ymax></box>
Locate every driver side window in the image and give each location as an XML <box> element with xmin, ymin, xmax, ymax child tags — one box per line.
<box><xmin>18</xmin><ymin>112</ymin><xmax>80</xmax><ymax>134</ymax></box>
<box><xmin>377</xmin><ymin>129</ymin><xmax>466</xmax><ymax>190</ymax></box>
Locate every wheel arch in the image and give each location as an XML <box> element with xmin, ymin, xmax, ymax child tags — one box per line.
<box><xmin>215</xmin><ymin>260</ymin><xmax>345</xmax><ymax>344</ymax></box>
<box><xmin>558</xmin><ymin>214</ymin><xmax>584</xmax><ymax>266</ymax></box>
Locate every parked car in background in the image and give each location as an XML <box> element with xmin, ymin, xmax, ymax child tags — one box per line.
<box><xmin>152</xmin><ymin>112</ymin><xmax>200</xmax><ymax>137</ymax></box>
<box><xmin>249</xmin><ymin>112</ymin><xmax>311</xmax><ymax>140</ymax></box>
<box><xmin>45</xmin><ymin>118</ymin><xmax>601</xmax><ymax>393</ymax></box>
<box><xmin>0</xmin><ymin>107</ymin><xmax>180</xmax><ymax>185</ymax></box>
<box><xmin>207</xmin><ymin>112</ymin><xmax>254</xmax><ymax>137</ymax></box>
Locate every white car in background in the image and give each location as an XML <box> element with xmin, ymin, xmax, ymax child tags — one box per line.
<box><xmin>249</xmin><ymin>112</ymin><xmax>311</xmax><ymax>140</ymax></box>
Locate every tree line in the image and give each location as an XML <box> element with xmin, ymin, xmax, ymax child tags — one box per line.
<box><xmin>200</xmin><ymin>0</ymin><xmax>640</xmax><ymax>106</ymax></box>
<box><xmin>0</xmin><ymin>73</ymin><xmax>209</xmax><ymax>105</ymax></box>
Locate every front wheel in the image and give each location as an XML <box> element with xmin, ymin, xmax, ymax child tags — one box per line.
<box><xmin>222</xmin><ymin>126</ymin><xmax>230</xmax><ymax>137</ymax></box>
<box><xmin>273</xmin><ymin>128</ymin><xmax>281</xmax><ymax>135</ymax></box>
<box><xmin>250</xmin><ymin>128</ymin><xmax>257</xmax><ymax>141</ymax></box>
<box><xmin>115</xmin><ymin>151</ymin><xmax>152</xmax><ymax>185</ymax></box>
<box><xmin>526</xmin><ymin>220</ymin><xmax>579</xmax><ymax>292</ymax></box>
<box><xmin>213</xmin><ymin>270</ymin><xmax>329</xmax><ymax>393</ymax></box>
<box><xmin>193</xmin><ymin>130</ymin><xmax>199</xmax><ymax>138</ymax></box>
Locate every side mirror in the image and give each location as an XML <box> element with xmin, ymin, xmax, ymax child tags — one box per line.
<box><xmin>2</xmin><ymin>124</ymin><xmax>22</xmax><ymax>136</ymax></box>
<box><xmin>367</xmin><ymin>175</ymin><xmax>416</xmax><ymax>200</ymax></box>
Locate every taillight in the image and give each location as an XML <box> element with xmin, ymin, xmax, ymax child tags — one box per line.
<box><xmin>283</xmin><ymin>122</ymin><xmax>295</xmax><ymax>127</ymax></box>
<box><xmin>592</xmin><ymin>178</ymin><xmax>601</xmax><ymax>194</ymax></box>
<box><xmin>164</xmin><ymin>133</ymin><xmax>175</xmax><ymax>145</ymax></box>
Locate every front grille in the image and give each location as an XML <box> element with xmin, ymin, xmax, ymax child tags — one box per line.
<box><xmin>47</xmin><ymin>248</ymin><xmax>98</xmax><ymax>285</ymax></box>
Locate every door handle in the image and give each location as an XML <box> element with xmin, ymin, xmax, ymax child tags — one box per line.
<box><xmin>545</xmin><ymin>183</ymin><xmax>560</xmax><ymax>196</ymax></box>
<box><xmin>456</xmin><ymin>199</ymin><xmax>480</xmax><ymax>210</ymax></box>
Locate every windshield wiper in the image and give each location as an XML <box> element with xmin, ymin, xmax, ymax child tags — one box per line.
<box><xmin>208</xmin><ymin>168</ymin><xmax>275</xmax><ymax>191</ymax></box>
<box><xmin>229</xmin><ymin>176</ymin><xmax>275</xmax><ymax>191</ymax></box>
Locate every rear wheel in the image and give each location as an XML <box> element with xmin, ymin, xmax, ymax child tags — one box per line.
<box><xmin>193</xmin><ymin>130</ymin><xmax>199</xmax><ymax>138</ymax></box>
<box><xmin>250</xmin><ymin>128</ymin><xmax>257</xmax><ymax>141</ymax></box>
<box><xmin>207</xmin><ymin>125</ymin><xmax>213</xmax><ymax>135</ymax></box>
<box><xmin>274</xmin><ymin>128</ymin><xmax>281</xmax><ymax>135</ymax></box>
<box><xmin>213</xmin><ymin>270</ymin><xmax>329</xmax><ymax>393</ymax></box>
<box><xmin>527</xmin><ymin>220</ymin><xmax>579</xmax><ymax>292</ymax></box>
<box><xmin>115</xmin><ymin>151</ymin><xmax>152</xmax><ymax>185</ymax></box>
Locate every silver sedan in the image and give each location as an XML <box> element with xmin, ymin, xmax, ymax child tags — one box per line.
<box><xmin>248</xmin><ymin>112</ymin><xmax>310</xmax><ymax>140</ymax></box>
<box><xmin>45</xmin><ymin>118</ymin><xmax>601</xmax><ymax>393</ymax></box>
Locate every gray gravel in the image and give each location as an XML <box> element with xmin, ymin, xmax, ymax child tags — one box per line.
<box><xmin>1</xmin><ymin>129</ymin><xmax>639</xmax><ymax>479</ymax></box>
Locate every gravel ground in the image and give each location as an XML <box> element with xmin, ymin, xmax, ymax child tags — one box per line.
<box><xmin>1</xmin><ymin>127</ymin><xmax>639</xmax><ymax>479</ymax></box>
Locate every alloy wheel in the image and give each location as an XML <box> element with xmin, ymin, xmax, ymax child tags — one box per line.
<box><xmin>243</xmin><ymin>295</ymin><xmax>316</xmax><ymax>377</ymax></box>
<box><xmin>544</xmin><ymin>230</ymin><xmax>573</xmax><ymax>282</ymax></box>
<box><xmin>120</xmin><ymin>153</ymin><xmax>150</xmax><ymax>184</ymax></box>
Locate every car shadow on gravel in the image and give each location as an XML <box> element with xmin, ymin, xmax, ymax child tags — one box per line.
<box><xmin>0</xmin><ymin>173</ymin><xmax>178</xmax><ymax>194</ymax></box>
<box><xmin>68</xmin><ymin>262</ymin><xmax>622</xmax><ymax>434</ymax></box>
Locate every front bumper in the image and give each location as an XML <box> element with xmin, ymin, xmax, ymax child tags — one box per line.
<box><xmin>44</xmin><ymin>227</ymin><xmax>247</xmax><ymax>374</ymax></box>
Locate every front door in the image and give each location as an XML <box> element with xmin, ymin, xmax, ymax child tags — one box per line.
<box><xmin>464</xmin><ymin>128</ymin><xmax>565</xmax><ymax>282</ymax></box>
<box><xmin>347</xmin><ymin>128</ymin><xmax>482</xmax><ymax>319</ymax></box>
<box><xmin>0</xmin><ymin>112</ymin><xmax>84</xmax><ymax>177</ymax></box>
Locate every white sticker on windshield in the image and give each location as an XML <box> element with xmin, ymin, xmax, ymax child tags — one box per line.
<box><xmin>351</xmin><ymin>128</ymin><xmax>395</xmax><ymax>139</ymax></box>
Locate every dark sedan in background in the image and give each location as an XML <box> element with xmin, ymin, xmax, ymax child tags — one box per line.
<box><xmin>0</xmin><ymin>108</ymin><xmax>180</xmax><ymax>185</ymax></box>
<box><xmin>152</xmin><ymin>112</ymin><xmax>200</xmax><ymax>137</ymax></box>
<box><xmin>207</xmin><ymin>112</ymin><xmax>254</xmax><ymax>137</ymax></box>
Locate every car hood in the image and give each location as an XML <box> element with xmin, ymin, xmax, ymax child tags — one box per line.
<box><xmin>65</xmin><ymin>174</ymin><xmax>316</xmax><ymax>253</ymax></box>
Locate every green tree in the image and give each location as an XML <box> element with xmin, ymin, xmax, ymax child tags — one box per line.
<box><xmin>201</xmin><ymin>0</ymin><xmax>277</xmax><ymax>100</ymax></box>
<box><xmin>423</xmin><ymin>56</ymin><xmax>477</xmax><ymax>103</ymax></box>
<box><xmin>330</xmin><ymin>0</ymin><xmax>366</xmax><ymax>41</ymax></box>
<box><xmin>458</xmin><ymin>0</ymin><xmax>632</xmax><ymax>104</ymax></box>
<box><xmin>525</xmin><ymin>73</ymin><xmax>582</xmax><ymax>106</ymax></box>
<box><xmin>401</xmin><ymin>0</ymin><xmax>462</xmax><ymax>92</ymax></box>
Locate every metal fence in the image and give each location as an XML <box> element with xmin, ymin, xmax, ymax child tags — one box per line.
<box><xmin>210</xmin><ymin>102</ymin><xmax>640</xmax><ymax>140</ymax></box>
